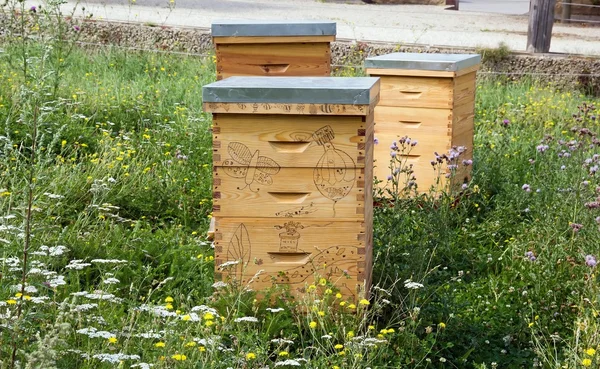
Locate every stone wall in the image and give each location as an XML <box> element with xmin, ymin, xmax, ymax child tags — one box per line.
<box><xmin>3</xmin><ymin>17</ymin><xmax>600</xmax><ymax>94</ymax></box>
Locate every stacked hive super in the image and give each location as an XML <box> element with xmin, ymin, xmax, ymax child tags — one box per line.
<box><xmin>365</xmin><ymin>53</ymin><xmax>481</xmax><ymax>194</ymax></box>
<box><xmin>202</xmin><ymin>77</ymin><xmax>380</xmax><ymax>300</ymax></box>
<box><xmin>212</xmin><ymin>20</ymin><xmax>336</xmax><ymax>80</ymax></box>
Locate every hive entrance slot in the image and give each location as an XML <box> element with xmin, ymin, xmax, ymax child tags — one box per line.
<box><xmin>268</xmin><ymin>141</ymin><xmax>311</xmax><ymax>153</ymax></box>
<box><xmin>268</xmin><ymin>192</ymin><xmax>310</xmax><ymax>204</ymax></box>
<box><xmin>268</xmin><ymin>252</ymin><xmax>311</xmax><ymax>265</ymax></box>
<box><xmin>399</xmin><ymin>91</ymin><xmax>423</xmax><ymax>99</ymax></box>
<box><xmin>398</xmin><ymin>120</ymin><xmax>422</xmax><ymax>128</ymax></box>
<box><xmin>255</xmin><ymin>64</ymin><xmax>290</xmax><ymax>74</ymax></box>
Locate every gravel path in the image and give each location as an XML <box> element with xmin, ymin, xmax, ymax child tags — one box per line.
<box><xmin>42</xmin><ymin>0</ymin><xmax>600</xmax><ymax>55</ymax></box>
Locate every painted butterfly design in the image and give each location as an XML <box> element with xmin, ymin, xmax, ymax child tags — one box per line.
<box><xmin>222</xmin><ymin>142</ymin><xmax>281</xmax><ymax>192</ymax></box>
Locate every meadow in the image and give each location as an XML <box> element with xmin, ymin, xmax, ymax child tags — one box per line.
<box><xmin>1</xmin><ymin>3</ymin><xmax>600</xmax><ymax>369</ymax></box>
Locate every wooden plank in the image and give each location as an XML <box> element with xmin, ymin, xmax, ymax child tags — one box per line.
<box><xmin>213</xmin><ymin>167</ymin><xmax>366</xmax><ymax>219</ymax></box>
<box><xmin>214</xmin><ymin>218</ymin><xmax>367</xmax><ymax>300</ymax></box>
<box><xmin>367</xmin><ymin>68</ymin><xmax>456</xmax><ymax>78</ymax></box>
<box><xmin>374</xmin><ymin>105</ymin><xmax>453</xmax><ymax>137</ymax></box>
<box><xmin>216</xmin><ymin>42</ymin><xmax>330</xmax><ymax>79</ymax></box>
<box><xmin>377</xmin><ymin>75</ymin><xmax>453</xmax><ymax>109</ymax></box>
<box><xmin>368</xmin><ymin>64</ymin><xmax>480</xmax><ymax>78</ymax></box>
<box><xmin>213</xmin><ymin>36</ymin><xmax>335</xmax><ymax>44</ymax></box>
<box><xmin>203</xmin><ymin>102</ymin><xmax>374</xmax><ymax>116</ymax></box>
<box><xmin>455</xmin><ymin>65</ymin><xmax>480</xmax><ymax>77</ymax></box>
<box><xmin>213</xmin><ymin>114</ymin><xmax>366</xmax><ymax>168</ymax></box>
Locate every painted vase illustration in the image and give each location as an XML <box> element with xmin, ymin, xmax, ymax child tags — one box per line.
<box><xmin>275</xmin><ymin>221</ymin><xmax>304</xmax><ymax>252</ymax></box>
<box><xmin>312</xmin><ymin>126</ymin><xmax>355</xmax><ymax>216</ymax></box>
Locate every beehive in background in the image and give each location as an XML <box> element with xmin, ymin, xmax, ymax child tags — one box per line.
<box><xmin>211</xmin><ymin>20</ymin><xmax>336</xmax><ymax>80</ymax></box>
<box><xmin>202</xmin><ymin>76</ymin><xmax>380</xmax><ymax>300</ymax></box>
<box><xmin>365</xmin><ymin>53</ymin><xmax>481</xmax><ymax>194</ymax></box>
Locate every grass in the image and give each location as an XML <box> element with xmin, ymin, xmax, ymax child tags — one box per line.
<box><xmin>2</xmin><ymin>4</ymin><xmax>600</xmax><ymax>369</ymax></box>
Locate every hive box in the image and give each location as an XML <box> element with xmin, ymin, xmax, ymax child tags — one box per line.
<box><xmin>211</xmin><ymin>20</ymin><xmax>336</xmax><ymax>80</ymax></box>
<box><xmin>202</xmin><ymin>76</ymin><xmax>380</xmax><ymax>300</ymax></box>
<box><xmin>365</xmin><ymin>53</ymin><xmax>481</xmax><ymax>194</ymax></box>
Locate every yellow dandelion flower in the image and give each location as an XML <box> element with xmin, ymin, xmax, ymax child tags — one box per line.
<box><xmin>165</xmin><ymin>303</ymin><xmax>173</xmax><ymax>310</ymax></box>
<box><xmin>438</xmin><ymin>322</ymin><xmax>446</xmax><ymax>329</ymax></box>
<box><xmin>307</xmin><ymin>285</ymin><xmax>317</xmax><ymax>292</ymax></box>
<box><xmin>185</xmin><ymin>341</ymin><xmax>196</xmax><ymax>347</ymax></box>
<box><xmin>171</xmin><ymin>354</ymin><xmax>187</xmax><ymax>361</ymax></box>
<box><xmin>339</xmin><ymin>301</ymin><xmax>346</xmax><ymax>307</ymax></box>
<box><xmin>387</xmin><ymin>328</ymin><xmax>395</xmax><ymax>333</ymax></box>
<box><xmin>165</xmin><ymin>296</ymin><xmax>174</xmax><ymax>303</ymax></box>
<box><xmin>246</xmin><ymin>352</ymin><xmax>256</xmax><ymax>360</ymax></box>
<box><xmin>199</xmin><ymin>346</ymin><xmax>206</xmax><ymax>352</ymax></box>
<box><xmin>359</xmin><ymin>299</ymin><xmax>370</xmax><ymax>306</ymax></box>
<box><xmin>335</xmin><ymin>293</ymin><xmax>342</xmax><ymax>299</ymax></box>
<box><xmin>205</xmin><ymin>320</ymin><xmax>214</xmax><ymax>327</ymax></box>
<box><xmin>24</xmin><ymin>295</ymin><xmax>31</xmax><ymax>301</ymax></box>
<box><xmin>347</xmin><ymin>331</ymin><xmax>354</xmax><ymax>339</ymax></box>
<box><xmin>582</xmin><ymin>358</ymin><xmax>592</xmax><ymax>367</ymax></box>
<box><xmin>380</xmin><ymin>329</ymin><xmax>388</xmax><ymax>335</ymax></box>
<box><xmin>338</xmin><ymin>350</ymin><xmax>346</xmax><ymax>356</ymax></box>
<box><xmin>333</xmin><ymin>366</ymin><xmax>340</xmax><ymax>369</ymax></box>
<box><xmin>182</xmin><ymin>314</ymin><xmax>191</xmax><ymax>321</ymax></box>
<box><xmin>318</xmin><ymin>311</ymin><xmax>325</xmax><ymax>317</ymax></box>
<box><xmin>348</xmin><ymin>304</ymin><xmax>356</xmax><ymax>310</ymax></box>
<box><xmin>309</xmin><ymin>321</ymin><xmax>317</xmax><ymax>329</ymax></box>
<box><xmin>107</xmin><ymin>337</ymin><xmax>117</xmax><ymax>344</ymax></box>
<box><xmin>7</xmin><ymin>300</ymin><xmax>17</xmax><ymax>305</ymax></box>
<box><xmin>368</xmin><ymin>325</ymin><xmax>375</xmax><ymax>330</ymax></box>
<box><xmin>586</xmin><ymin>348</ymin><xmax>596</xmax><ymax>356</ymax></box>
<box><xmin>203</xmin><ymin>312</ymin><xmax>214</xmax><ymax>320</ymax></box>
<box><xmin>319</xmin><ymin>278</ymin><xmax>327</xmax><ymax>286</ymax></box>
<box><xmin>278</xmin><ymin>351</ymin><xmax>289</xmax><ymax>357</ymax></box>
<box><xmin>15</xmin><ymin>293</ymin><xmax>22</xmax><ymax>298</ymax></box>
<box><xmin>334</xmin><ymin>344</ymin><xmax>344</xmax><ymax>350</ymax></box>
<box><xmin>154</xmin><ymin>342</ymin><xmax>165</xmax><ymax>348</ymax></box>
<box><xmin>324</xmin><ymin>289</ymin><xmax>333</xmax><ymax>295</ymax></box>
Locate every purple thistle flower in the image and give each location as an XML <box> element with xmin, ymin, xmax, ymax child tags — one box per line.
<box><xmin>386</xmin><ymin>175</ymin><xmax>393</xmax><ymax>181</ymax></box>
<box><xmin>411</xmin><ymin>140</ymin><xmax>418</xmax><ymax>147</ymax></box>
<box><xmin>73</xmin><ymin>25</ymin><xmax>81</xmax><ymax>32</ymax></box>
<box><xmin>596</xmin><ymin>216</ymin><xmax>600</xmax><ymax>224</ymax></box>
<box><xmin>560</xmin><ymin>165</ymin><xmax>566</xmax><ymax>170</ymax></box>
<box><xmin>374</xmin><ymin>137</ymin><xmax>379</xmax><ymax>145</ymax></box>
<box><xmin>536</xmin><ymin>144</ymin><xmax>549</xmax><ymax>153</ymax></box>
<box><xmin>522</xmin><ymin>184</ymin><xmax>531</xmax><ymax>192</ymax></box>
<box><xmin>501</xmin><ymin>119</ymin><xmax>510</xmax><ymax>127</ymax></box>
<box><xmin>585</xmin><ymin>254</ymin><xmax>597</xmax><ymax>267</ymax></box>
<box><xmin>390</xmin><ymin>151</ymin><xmax>397</xmax><ymax>158</ymax></box>
<box><xmin>461</xmin><ymin>183</ymin><xmax>468</xmax><ymax>190</ymax></box>
<box><xmin>462</xmin><ymin>159</ymin><xmax>473</xmax><ymax>166</ymax></box>
<box><xmin>30</xmin><ymin>6</ymin><xmax>37</xmax><ymax>12</ymax></box>
<box><xmin>590</xmin><ymin>165</ymin><xmax>598</xmax><ymax>175</ymax></box>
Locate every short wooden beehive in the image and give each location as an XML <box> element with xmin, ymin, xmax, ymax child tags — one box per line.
<box><xmin>211</xmin><ymin>20</ymin><xmax>336</xmax><ymax>80</ymax></box>
<box><xmin>365</xmin><ymin>53</ymin><xmax>481</xmax><ymax>194</ymax></box>
<box><xmin>202</xmin><ymin>76</ymin><xmax>380</xmax><ymax>300</ymax></box>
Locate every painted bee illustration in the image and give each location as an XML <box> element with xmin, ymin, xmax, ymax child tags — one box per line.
<box><xmin>222</xmin><ymin>142</ymin><xmax>281</xmax><ymax>192</ymax></box>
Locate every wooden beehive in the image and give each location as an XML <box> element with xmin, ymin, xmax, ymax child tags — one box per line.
<box><xmin>211</xmin><ymin>20</ymin><xmax>336</xmax><ymax>80</ymax></box>
<box><xmin>202</xmin><ymin>76</ymin><xmax>380</xmax><ymax>300</ymax></box>
<box><xmin>365</xmin><ymin>53</ymin><xmax>481</xmax><ymax>195</ymax></box>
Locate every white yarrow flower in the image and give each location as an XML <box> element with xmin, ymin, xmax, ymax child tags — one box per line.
<box><xmin>234</xmin><ymin>316</ymin><xmax>258</xmax><ymax>323</ymax></box>
<box><xmin>404</xmin><ymin>279</ymin><xmax>424</xmax><ymax>289</ymax></box>
<box><xmin>266</xmin><ymin>307</ymin><xmax>285</xmax><ymax>313</ymax></box>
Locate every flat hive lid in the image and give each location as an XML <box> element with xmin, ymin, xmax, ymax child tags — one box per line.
<box><xmin>211</xmin><ymin>20</ymin><xmax>336</xmax><ymax>37</ymax></box>
<box><xmin>365</xmin><ymin>53</ymin><xmax>481</xmax><ymax>72</ymax></box>
<box><xmin>202</xmin><ymin>77</ymin><xmax>380</xmax><ymax>105</ymax></box>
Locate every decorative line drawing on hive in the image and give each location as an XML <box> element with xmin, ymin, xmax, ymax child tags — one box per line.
<box><xmin>275</xmin><ymin>221</ymin><xmax>304</xmax><ymax>252</ymax></box>
<box><xmin>275</xmin><ymin>202</ymin><xmax>318</xmax><ymax>218</ymax></box>
<box><xmin>223</xmin><ymin>223</ymin><xmax>252</xmax><ymax>281</ymax></box>
<box><xmin>222</xmin><ymin>142</ymin><xmax>281</xmax><ymax>192</ymax></box>
<box><xmin>260</xmin><ymin>244</ymin><xmax>362</xmax><ymax>296</ymax></box>
<box><xmin>312</xmin><ymin>125</ymin><xmax>356</xmax><ymax>217</ymax></box>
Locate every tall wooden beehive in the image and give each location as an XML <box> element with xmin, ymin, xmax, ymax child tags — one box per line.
<box><xmin>202</xmin><ymin>76</ymin><xmax>380</xmax><ymax>300</ymax></box>
<box><xmin>211</xmin><ymin>20</ymin><xmax>336</xmax><ymax>80</ymax></box>
<box><xmin>365</xmin><ymin>53</ymin><xmax>481</xmax><ymax>194</ymax></box>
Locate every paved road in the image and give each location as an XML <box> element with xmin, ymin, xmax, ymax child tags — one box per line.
<box><xmin>44</xmin><ymin>0</ymin><xmax>600</xmax><ymax>55</ymax></box>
